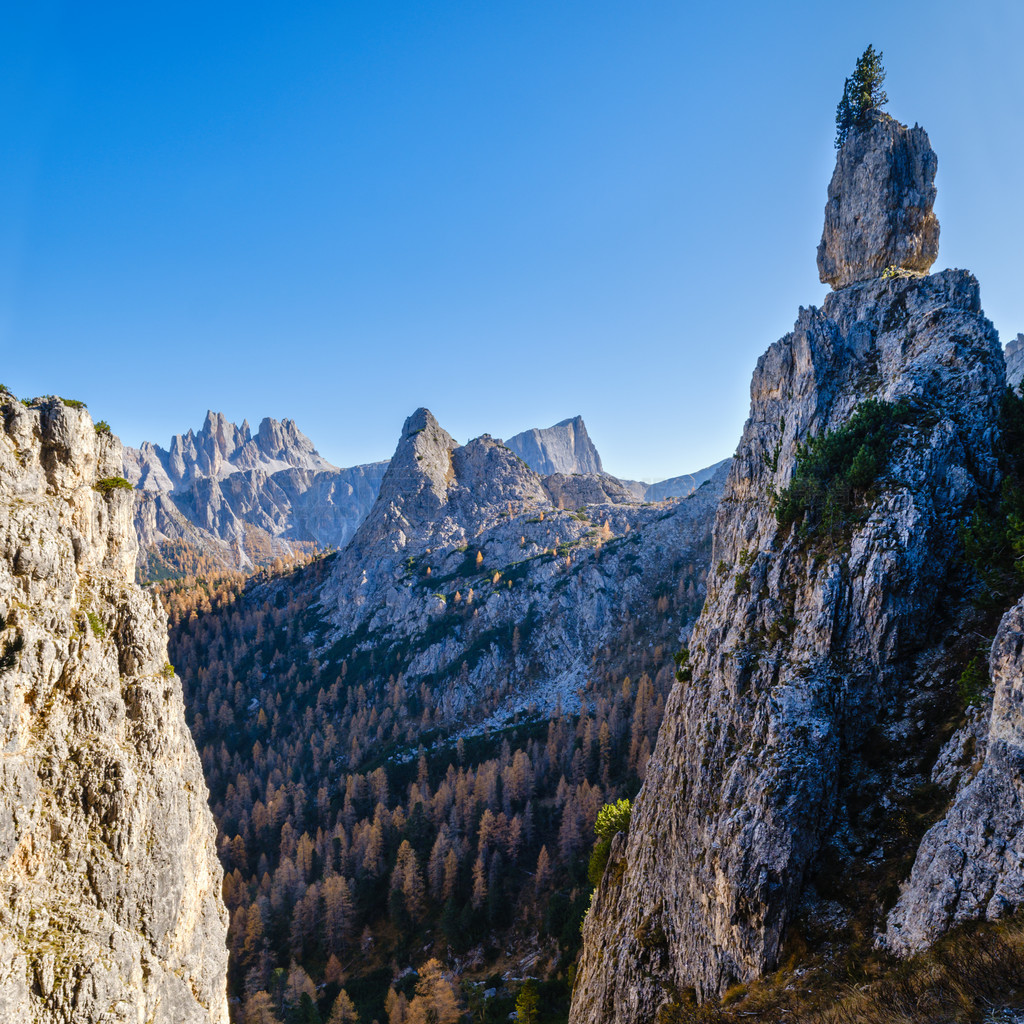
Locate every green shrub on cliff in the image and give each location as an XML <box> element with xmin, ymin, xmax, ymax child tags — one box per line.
<box><xmin>775</xmin><ymin>398</ymin><xmax>914</xmax><ymax>540</ymax></box>
<box><xmin>963</xmin><ymin>383</ymin><xmax>1024</xmax><ymax>608</ymax></box>
<box><xmin>588</xmin><ymin>798</ymin><xmax>633</xmax><ymax>886</ymax></box>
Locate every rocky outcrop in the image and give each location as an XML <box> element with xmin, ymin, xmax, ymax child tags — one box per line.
<box><xmin>542</xmin><ymin>472</ymin><xmax>639</xmax><ymax>508</ymax></box>
<box><xmin>125</xmin><ymin>412</ymin><xmax>387</xmax><ymax>573</ymax></box>
<box><xmin>319</xmin><ymin>410</ymin><xmax>727</xmax><ymax>727</ymax></box>
<box><xmin>644</xmin><ymin>459</ymin><xmax>733</xmax><ymax>503</ymax></box>
<box><xmin>817</xmin><ymin>114</ymin><xmax>939</xmax><ymax>289</ymax></box>
<box><xmin>572</xmin><ymin>112</ymin><xmax>1003</xmax><ymax>1020</ymax></box>
<box><xmin>1006</xmin><ymin>334</ymin><xmax>1024</xmax><ymax>389</ymax></box>
<box><xmin>0</xmin><ymin>397</ymin><xmax>228</xmax><ymax>1022</ymax></box>
<box><xmin>504</xmin><ymin>415</ymin><xmax>604</xmax><ymax>476</ymax></box>
<box><xmin>883</xmin><ymin>595</ymin><xmax>1024</xmax><ymax>953</ymax></box>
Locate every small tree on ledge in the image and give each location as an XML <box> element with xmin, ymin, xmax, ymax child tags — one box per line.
<box><xmin>835</xmin><ymin>44</ymin><xmax>888</xmax><ymax>149</ymax></box>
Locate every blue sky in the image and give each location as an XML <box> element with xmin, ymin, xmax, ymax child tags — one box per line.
<box><xmin>1</xmin><ymin>1</ymin><xmax>1021</xmax><ymax>481</ymax></box>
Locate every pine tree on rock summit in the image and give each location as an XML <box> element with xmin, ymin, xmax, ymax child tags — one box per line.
<box><xmin>835</xmin><ymin>44</ymin><xmax>888</xmax><ymax>148</ymax></box>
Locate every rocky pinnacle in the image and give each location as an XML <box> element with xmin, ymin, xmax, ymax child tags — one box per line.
<box><xmin>817</xmin><ymin>113</ymin><xmax>939</xmax><ymax>289</ymax></box>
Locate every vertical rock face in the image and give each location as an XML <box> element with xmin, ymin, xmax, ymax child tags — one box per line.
<box><xmin>504</xmin><ymin>416</ymin><xmax>604</xmax><ymax>476</ymax></box>
<box><xmin>817</xmin><ymin>114</ymin><xmax>939</xmax><ymax>289</ymax></box>
<box><xmin>883</xmin><ymin>595</ymin><xmax>1024</xmax><ymax>953</ymax></box>
<box><xmin>0</xmin><ymin>397</ymin><xmax>229</xmax><ymax>1022</ymax></box>
<box><xmin>1005</xmin><ymin>333</ymin><xmax>1024</xmax><ymax>389</ymax></box>
<box><xmin>571</xmin><ymin>118</ymin><xmax>1004</xmax><ymax>1023</ymax></box>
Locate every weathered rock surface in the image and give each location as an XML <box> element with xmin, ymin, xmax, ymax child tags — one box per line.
<box><xmin>319</xmin><ymin>410</ymin><xmax>727</xmax><ymax>727</ymax></box>
<box><xmin>883</xmin><ymin>595</ymin><xmax>1024</xmax><ymax>953</ymax></box>
<box><xmin>504</xmin><ymin>415</ymin><xmax>604</xmax><ymax>476</ymax></box>
<box><xmin>0</xmin><ymin>397</ymin><xmax>228</xmax><ymax>1022</ymax></box>
<box><xmin>818</xmin><ymin>114</ymin><xmax>939</xmax><ymax>289</ymax></box>
<box><xmin>542</xmin><ymin>472</ymin><xmax>640</xmax><ymax>508</ymax></box>
<box><xmin>571</xmin><ymin>264</ymin><xmax>1004</xmax><ymax>1020</ymax></box>
<box><xmin>1005</xmin><ymin>334</ymin><xmax>1024</xmax><ymax>389</ymax></box>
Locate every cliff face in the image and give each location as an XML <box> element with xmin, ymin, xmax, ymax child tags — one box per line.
<box><xmin>883</xmin><ymin>594</ymin><xmax>1024</xmax><ymax>953</ymax></box>
<box><xmin>505</xmin><ymin>415</ymin><xmax>604</xmax><ymax>476</ymax></box>
<box><xmin>571</xmin><ymin>115</ymin><xmax>1004</xmax><ymax>1022</ymax></box>
<box><xmin>818</xmin><ymin>114</ymin><xmax>939</xmax><ymax>289</ymax></box>
<box><xmin>0</xmin><ymin>397</ymin><xmax>228</xmax><ymax>1022</ymax></box>
<box><xmin>1006</xmin><ymin>333</ymin><xmax>1024</xmax><ymax>389</ymax></box>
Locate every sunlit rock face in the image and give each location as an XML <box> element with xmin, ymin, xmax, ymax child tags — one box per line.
<box><xmin>817</xmin><ymin>113</ymin><xmax>939</xmax><ymax>289</ymax></box>
<box><xmin>0</xmin><ymin>397</ymin><xmax>229</xmax><ymax>1023</ymax></box>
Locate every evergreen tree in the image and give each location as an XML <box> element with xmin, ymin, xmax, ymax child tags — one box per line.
<box><xmin>835</xmin><ymin>45</ymin><xmax>888</xmax><ymax>149</ymax></box>
<box><xmin>514</xmin><ymin>980</ymin><xmax>540</xmax><ymax>1024</ymax></box>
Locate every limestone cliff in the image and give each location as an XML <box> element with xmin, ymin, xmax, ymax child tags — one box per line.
<box><xmin>505</xmin><ymin>415</ymin><xmax>604</xmax><ymax>476</ymax></box>
<box><xmin>1006</xmin><ymin>333</ymin><xmax>1024</xmax><ymax>389</ymax></box>
<box><xmin>818</xmin><ymin>113</ymin><xmax>939</xmax><ymax>289</ymax></box>
<box><xmin>0</xmin><ymin>396</ymin><xmax>228</xmax><ymax>1022</ymax></box>
<box><xmin>125</xmin><ymin>412</ymin><xmax>388</xmax><ymax>574</ymax></box>
<box><xmin>572</xmin><ymin>114</ymin><xmax>1003</xmax><ymax>1021</ymax></box>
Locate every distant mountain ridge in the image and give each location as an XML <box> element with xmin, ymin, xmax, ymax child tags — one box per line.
<box><xmin>126</xmin><ymin>409</ymin><xmax>729</xmax><ymax>577</ymax></box>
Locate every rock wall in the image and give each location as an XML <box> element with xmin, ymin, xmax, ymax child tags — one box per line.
<box><xmin>1006</xmin><ymin>333</ymin><xmax>1024</xmax><ymax>390</ymax></box>
<box><xmin>505</xmin><ymin>415</ymin><xmax>604</xmax><ymax>476</ymax></box>
<box><xmin>571</xmin><ymin>264</ymin><xmax>1004</xmax><ymax>1018</ymax></box>
<box><xmin>0</xmin><ymin>397</ymin><xmax>228</xmax><ymax>1022</ymax></box>
<box><xmin>818</xmin><ymin>114</ymin><xmax>939</xmax><ymax>289</ymax></box>
<box><xmin>883</xmin><ymin>594</ymin><xmax>1024</xmax><ymax>953</ymax></box>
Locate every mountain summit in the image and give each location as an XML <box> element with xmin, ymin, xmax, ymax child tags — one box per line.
<box><xmin>572</xmin><ymin>105</ymin><xmax>1010</xmax><ymax>1020</ymax></box>
<box><xmin>504</xmin><ymin>415</ymin><xmax>603</xmax><ymax>476</ymax></box>
<box><xmin>818</xmin><ymin>112</ymin><xmax>939</xmax><ymax>289</ymax></box>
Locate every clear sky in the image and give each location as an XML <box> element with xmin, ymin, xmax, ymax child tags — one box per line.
<box><xmin>2</xmin><ymin>1</ymin><xmax>1021</xmax><ymax>482</ymax></box>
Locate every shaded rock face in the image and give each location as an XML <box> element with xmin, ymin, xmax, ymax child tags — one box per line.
<box><xmin>319</xmin><ymin>410</ymin><xmax>728</xmax><ymax>727</ymax></box>
<box><xmin>571</xmin><ymin>269</ymin><xmax>1004</xmax><ymax>1021</ymax></box>
<box><xmin>504</xmin><ymin>415</ymin><xmax>604</xmax><ymax>475</ymax></box>
<box><xmin>818</xmin><ymin>114</ymin><xmax>939</xmax><ymax>289</ymax></box>
<box><xmin>0</xmin><ymin>398</ymin><xmax>228</xmax><ymax>1022</ymax></box>
<box><xmin>125</xmin><ymin>412</ymin><xmax>388</xmax><ymax>572</ymax></box>
<box><xmin>883</xmin><ymin>595</ymin><xmax>1024</xmax><ymax>953</ymax></box>
<box><xmin>1006</xmin><ymin>334</ymin><xmax>1024</xmax><ymax>389</ymax></box>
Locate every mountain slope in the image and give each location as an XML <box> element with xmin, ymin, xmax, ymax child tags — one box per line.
<box><xmin>125</xmin><ymin>411</ymin><xmax>388</xmax><ymax>575</ymax></box>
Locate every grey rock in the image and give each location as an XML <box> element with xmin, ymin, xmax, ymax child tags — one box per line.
<box><xmin>571</xmin><ymin>265</ymin><xmax>1004</xmax><ymax>1021</ymax></box>
<box><xmin>1005</xmin><ymin>334</ymin><xmax>1024</xmax><ymax>390</ymax></box>
<box><xmin>319</xmin><ymin>411</ymin><xmax>727</xmax><ymax>730</ymax></box>
<box><xmin>0</xmin><ymin>397</ymin><xmax>228</xmax><ymax>1022</ymax></box>
<box><xmin>125</xmin><ymin>411</ymin><xmax>387</xmax><ymax>572</ymax></box>
<box><xmin>542</xmin><ymin>473</ymin><xmax>640</xmax><ymax>508</ymax></box>
<box><xmin>817</xmin><ymin>114</ymin><xmax>939</xmax><ymax>289</ymax></box>
<box><xmin>883</xmin><ymin>595</ymin><xmax>1024</xmax><ymax>954</ymax></box>
<box><xmin>504</xmin><ymin>416</ymin><xmax>604</xmax><ymax>476</ymax></box>
<box><xmin>644</xmin><ymin>459</ymin><xmax>733</xmax><ymax>502</ymax></box>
